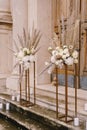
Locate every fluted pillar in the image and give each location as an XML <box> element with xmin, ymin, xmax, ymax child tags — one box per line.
<box><xmin>6</xmin><ymin>0</ymin><xmax>28</xmax><ymax>90</ymax></box>
<box><xmin>0</xmin><ymin>0</ymin><xmax>12</xmax><ymax>78</ymax></box>
<box><xmin>28</xmin><ymin>0</ymin><xmax>52</xmax><ymax>85</ymax></box>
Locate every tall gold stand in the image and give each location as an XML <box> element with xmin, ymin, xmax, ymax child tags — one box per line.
<box><xmin>56</xmin><ymin>64</ymin><xmax>78</xmax><ymax>123</ymax></box>
<box><xmin>19</xmin><ymin>61</ymin><xmax>36</xmax><ymax>107</ymax></box>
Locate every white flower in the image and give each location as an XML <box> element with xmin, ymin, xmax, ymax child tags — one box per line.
<box><xmin>23</xmin><ymin>48</ymin><xmax>27</xmax><ymax>51</ymax></box>
<box><xmin>47</xmin><ymin>65</ymin><xmax>55</xmax><ymax>74</ymax></box>
<box><xmin>48</xmin><ymin>69</ymin><xmax>52</xmax><ymax>74</ymax></box>
<box><xmin>17</xmin><ymin>50</ymin><xmax>24</xmax><ymax>59</ymax></box>
<box><xmin>74</xmin><ymin>58</ymin><xmax>78</xmax><ymax>64</ymax></box>
<box><xmin>63</xmin><ymin>45</ymin><xmax>68</xmax><ymax>49</ymax></box>
<box><xmin>14</xmin><ymin>53</ymin><xmax>18</xmax><ymax>57</ymax></box>
<box><xmin>48</xmin><ymin>46</ymin><xmax>52</xmax><ymax>51</ymax></box>
<box><xmin>30</xmin><ymin>47</ymin><xmax>35</xmax><ymax>54</ymax></box>
<box><xmin>45</xmin><ymin>62</ymin><xmax>49</xmax><ymax>66</ymax></box>
<box><xmin>62</xmin><ymin>54</ymin><xmax>68</xmax><ymax>59</ymax></box>
<box><xmin>63</xmin><ymin>48</ymin><xmax>69</xmax><ymax>54</ymax></box>
<box><xmin>72</xmin><ymin>50</ymin><xmax>78</xmax><ymax>59</ymax></box>
<box><xmin>69</xmin><ymin>45</ymin><xmax>73</xmax><ymax>49</ymax></box>
<box><xmin>52</xmin><ymin>50</ymin><xmax>58</xmax><ymax>56</ymax></box>
<box><xmin>19</xmin><ymin>60</ymin><xmax>23</xmax><ymax>64</ymax></box>
<box><xmin>29</xmin><ymin>55</ymin><xmax>35</xmax><ymax>62</ymax></box>
<box><xmin>24</xmin><ymin>62</ymin><xmax>30</xmax><ymax>70</ymax></box>
<box><xmin>65</xmin><ymin>57</ymin><xmax>74</xmax><ymax>65</ymax></box>
<box><xmin>51</xmin><ymin>56</ymin><xmax>56</xmax><ymax>63</ymax></box>
<box><xmin>56</xmin><ymin>47</ymin><xmax>60</xmax><ymax>50</ymax></box>
<box><xmin>22</xmin><ymin>55</ymin><xmax>30</xmax><ymax>62</ymax></box>
<box><xmin>58</xmin><ymin>48</ymin><xmax>63</xmax><ymax>56</ymax></box>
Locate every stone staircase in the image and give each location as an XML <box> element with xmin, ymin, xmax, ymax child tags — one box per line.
<box><xmin>0</xmin><ymin>94</ymin><xmax>69</xmax><ymax>130</ymax></box>
<box><xmin>35</xmin><ymin>84</ymin><xmax>87</xmax><ymax>121</ymax></box>
<box><xmin>0</xmin><ymin>84</ymin><xmax>87</xmax><ymax>130</ymax></box>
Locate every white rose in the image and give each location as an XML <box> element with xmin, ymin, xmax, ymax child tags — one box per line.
<box><xmin>56</xmin><ymin>46</ymin><xmax>60</xmax><ymax>50</ymax></box>
<box><xmin>23</xmin><ymin>48</ymin><xmax>28</xmax><ymax>52</ymax></box>
<box><xmin>17</xmin><ymin>50</ymin><xmax>24</xmax><ymax>59</ymax></box>
<box><xmin>72</xmin><ymin>50</ymin><xmax>78</xmax><ymax>59</ymax></box>
<box><xmin>48</xmin><ymin>46</ymin><xmax>52</xmax><ymax>51</ymax></box>
<box><xmin>74</xmin><ymin>58</ymin><xmax>78</xmax><ymax>64</ymax></box>
<box><xmin>52</xmin><ymin>50</ymin><xmax>58</xmax><ymax>56</ymax></box>
<box><xmin>62</xmin><ymin>54</ymin><xmax>67</xmax><ymax>59</ymax></box>
<box><xmin>59</xmin><ymin>49</ymin><xmax>63</xmax><ymax>56</ymax></box>
<box><xmin>24</xmin><ymin>62</ymin><xmax>30</xmax><ymax>70</ymax></box>
<box><xmin>65</xmin><ymin>57</ymin><xmax>74</xmax><ymax>65</ymax></box>
<box><xmin>47</xmin><ymin>65</ymin><xmax>54</xmax><ymax>74</ymax></box>
<box><xmin>14</xmin><ymin>53</ymin><xmax>18</xmax><ymax>57</ymax></box>
<box><xmin>69</xmin><ymin>45</ymin><xmax>73</xmax><ymax>50</ymax></box>
<box><xmin>29</xmin><ymin>55</ymin><xmax>35</xmax><ymax>62</ymax></box>
<box><xmin>63</xmin><ymin>48</ymin><xmax>69</xmax><ymax>54</ymax></box>
<box><xmin>45</xmin><ymin>62</ymin><xmax>49</xmax><ymax>66</ymax></box>
<box><xmin>63</xmin><ymin>45</ymin><xmax>68</xmax><ymax>49</ymax></box>
<box><xmin>22</xmin><ymin>55</ymin><xmax>30</xmax><ymax>62</ymax></box>
<box><xmin>51</xmin><ymin>56</ymin><xmax>56</xmax><ymax>63</ymax></box>
<box><xmin>48</xmin><ymin>69</ymin><xmax>52</xmax><ymax>74</ymax></box>
<box><xmin>55</xmin><ymin>60</ymin><xmax>59</xmax><ymax>65</ymax></box>
<box><xmin>31</xmin><ymin>47</ymin><xmax>35</xmax><ymax>54</ymax></box>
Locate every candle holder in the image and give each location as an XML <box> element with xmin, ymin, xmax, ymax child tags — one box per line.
<box><xmin>6</xmin><ymin>103</ymin><xmax>10</xmax><ymax>110</ymax></box>
<box><xmin>85</xmin><ymin>120</ymin><xmax>87</xmax><ymax>130</ymax></box>
<box><xmin>84</xmin><ymin>103</ymin><xmax>87</xmax><ymax>111</ymax></box>
<box><xmin>11</xmin><ymin>95</ymin><xmax>15</xmax><ymax>101</ymax></box>
<box><xmin>16</xmin><ymin>95</ymin><xmax>20</xmax><ymax>102</ymax></box>
<box><xmin>74</xmin><ymin>117</ymin><xmax>79</xmax><ymax>126</ymax></box>
<box><xmin>0</xmin><ymin>103</ymin><xmax>3</xmax><ymax>109</ymax></box>
<box><xmin>19</xmin><ymin>61</ymin><xmax>36</xmax><ymax>107</ymax></box>
<box><xmin>55</xmin><ymin>64</ymin><xmax>78</xmax><ymax>123</ymax></box>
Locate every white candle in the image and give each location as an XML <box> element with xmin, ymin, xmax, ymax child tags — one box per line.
<box><xmin>84</xmin><ymin>104</ymin><xmax>87</xmax><ymax>111</ymax></box>
<box><xmin>12</xmin><ymin>95</ymin><xmax>15</xmax><ymax>101</ymax></box>
<box><xmin>0</xmin><ymin>103</ymin><xmax>3</xmax><ymax>109</ymax></box>
<box><xmin>74</xmin><ymin>117</ymin><xmax>79</xmax><ymax>126</ymax></box>
<box><xmin>16</xmin><ymin>95</ymin><xmax>20</xmax><ymax>102</ymax></box>
<box><xmin>6</xmin><ymin>103</ymin><xmax>10</xmax><ymax>110</ymax></box>
<box><xmin>86</xmin><ymin>121</ymin><xmax>87</xmax><ymax>130</ymax></box>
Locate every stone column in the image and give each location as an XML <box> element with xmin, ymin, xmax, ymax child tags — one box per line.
<box><xmin>28</xmin><ymin>0</ymin><xmax>52</xmax><ymax>85</ymax></box>
<box><xmin>0</xmin><ymin>0</ymin><xmax>12</xmax><ymax>87</ymax></box>
<box><xmin>6</xmin><ymin>0</ymin><xmax>28</xmax><ymax>90</ymax></box>
<box><xmin>36</xmin><ymin>0</ymin><xmax>52</xmax><ymax>84</ymax></box>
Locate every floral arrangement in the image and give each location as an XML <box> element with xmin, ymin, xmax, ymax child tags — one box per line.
<box><xmin>15</xmin><ymin>47</ymin><xmax>35</xmax><ymax>70</ymax></box>
<box><xmin>12</xmin><ymin>28</ymin><xmax>41</xmax><ymax>71</ymax></box>
<box><xmin>44</xmin><ymin>32</ymin><xmax>79</xmax><ymax>74</ymax></box>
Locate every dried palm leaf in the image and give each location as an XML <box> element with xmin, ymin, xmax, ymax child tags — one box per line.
<box><xmin>8</xmin><ymin>47</ymin><xmax>16</xmax><ymax>53</ymax></box>
<box><xmin>23</xmin><ymin>28</ymin><xmax>27</xmax><ymax>46</ymax></box>
<box><xmin>17</xmin><ymin>34</ymin><xmax>25</xmax><ymax>48</ymax></box>
<box><xmin>39</xmin><ymin>63</ymin><xmax>53</xmax><ymax>75</ymax></box>
<box><xmin>14</xmin><ymin>40</ymin><xmax>19</xmax><ymax>52</ymax></box>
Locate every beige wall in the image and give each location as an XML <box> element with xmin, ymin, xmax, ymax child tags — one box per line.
<box><xmin>36</xmin><ymin>0</ymin><xmax>53</xmax><ymax>84</ymax></box>
<box><xmin>0</xmin><ymin>0</ymin><xmax>12</xmax><ymax>77</ymax></box>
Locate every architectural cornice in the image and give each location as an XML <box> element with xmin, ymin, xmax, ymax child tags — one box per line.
<box><xmin>0</xmin><ymin>10</ymin><xmax>12</xmax><ymax>25</ymax></box>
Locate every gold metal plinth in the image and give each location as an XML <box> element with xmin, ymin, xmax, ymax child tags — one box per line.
<box><xmin>19</xmin><ymin>62</ymin><xmax>36</xmax><ymax>107</ymax></box>
<box><xmin>55</xmin><ymin>64</ymin><xmax>78</xmax><ymax>123</ymax></box>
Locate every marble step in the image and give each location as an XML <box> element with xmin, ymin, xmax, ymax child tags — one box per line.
<box><xmin>0</xmin><ymin>94</ymin><xmax>70</xmax><ymax>130</ymax></box>
<box><xmin>33</xmin><ymin>85</ymin><xmax>87</xmax><ymax>120</ymax></box>
<box><xmin>0</xmin><ymin>78</ymin><xmax>6</xmax><ymax>87</ymax></box>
